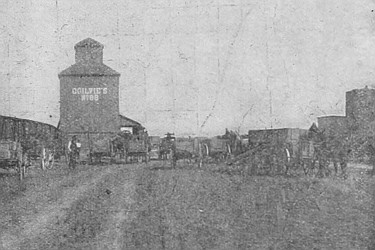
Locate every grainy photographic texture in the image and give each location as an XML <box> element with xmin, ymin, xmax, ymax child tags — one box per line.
<box><xmin>0</xmin><ymin>1</ymin><xmax>375</xmax><ymax>249</ymax></box>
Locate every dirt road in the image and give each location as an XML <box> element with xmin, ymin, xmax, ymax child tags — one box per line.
<box><xmin>0</xmin><ymin>162</ymin><xmax>141</xmax><ymax>250</ymax></box>
<box><xmin>1</xmin><ymin>161</ymin><xmax>373</xmax><ymax>249</ymax></box>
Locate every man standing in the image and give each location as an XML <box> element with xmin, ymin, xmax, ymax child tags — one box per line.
<box><xmin>68</xmin><ymin>136</ymin><xmax>79</xmax><ymax>169</ymax></box>
<box><xmin>76</xmin><ymin>139</ymin><xmax>81</xmax><ymax>162</ymax></box>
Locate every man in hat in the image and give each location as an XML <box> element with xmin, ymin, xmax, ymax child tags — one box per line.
<box><xmin>68</xmin><ymin>135</ymin><xmax>79</xmax><ymax>169</ymax></box>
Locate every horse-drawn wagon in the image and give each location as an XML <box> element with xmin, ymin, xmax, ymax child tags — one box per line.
<box><xmin>201</xmin><ymin>137</ymin><xmax>232</xmax><ymax>162</ymax></box>
<box><xmin>110</xmin><ymin>131</ymin><xmax>149</xmax><ymax>164</ymax></box>
<box><xmin>126</xmin><ymin>136</ymin><xmax>149</xmax><ymax>163</ymax></box>
<box><xmin>174</xmin><ymin>137</ymin><xmax>202</xmax><ymax>163</ymax></box>
<box><xmin>0</xmin><ymin>140</ymin><xmax>27</xmax><ymax>180</ymax></box>
<box><xmin>159</xmin><ymin>133</ymin><xmax>176</xmax><ymax>161</ymax></box>
<box><xmin>0</xmin><ymin>115</ymin><xmax>63</xmax><ymax>177</ymax></box>
<box><xmin>246</xmin><ymin>124</ymin><xmax>350</xmax><ymax>177</ymax></box>
<box><xmin>159</xmin><ymin>134</ymin><xmax>204</xmax><ymax>167</ymax></box>
<box><xmin>247</xmin><ymin>127</ymin><xmax>308</xmax><ymax>175</ymax></box>
<box><xmin>68</xmin><ymin>132</ymin><xmax>116</xmax><ymax>165</ymax></box>
<box><xmin>148</xmin><ymin>136</ymin><xmax>161</xmax><ymax>160</ymax></box>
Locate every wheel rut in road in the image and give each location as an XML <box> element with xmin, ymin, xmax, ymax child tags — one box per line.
<box><xmin>0</xmin><ymin>164</ymin><xmax>138</xmax><ymax>250</ymax></box>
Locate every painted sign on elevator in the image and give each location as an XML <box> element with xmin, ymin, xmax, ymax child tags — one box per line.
<box><xmin>72</xmin><ymin>87</ymin><xmax>108</xmax><ymax>101</ymax></box>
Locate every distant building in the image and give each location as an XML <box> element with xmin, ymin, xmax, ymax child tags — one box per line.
<box><xmin>346</xmin><ymin>86</ymin><xmax>375</xmax><ymax>137</ymax></box>
<box><xmin>318</xmin><ymin>86</ymin><xmax>375</xmax><ymax>161</ymax></box>
<box><xmin>318</xmin><ymin>86</ymin><xmax>375</xmax><ymax>137</ymax></box>
<box><xmin>59</xmin><ymin>38</ymin><xmax>144</xmax><ymax>137</ymax></box>
<box><xmin>119</xmin><ymin>115</ymin><xmax>145</xmax><ymax>135</ymax></box>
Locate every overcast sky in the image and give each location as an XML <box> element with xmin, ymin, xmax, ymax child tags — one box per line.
<box><xmin>1</xmin><ymin>0</ymin><xmax>375</xmax><ymax>136</ymax></box>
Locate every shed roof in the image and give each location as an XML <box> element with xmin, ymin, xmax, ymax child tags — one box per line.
<box><xmin>119</xmin><ymin>115</ymin><xmax>144</xmax><ymax>128</ymax></box>
<box><xmin>58</xmin><ymin>63</ymin><xmax>120</xmax><ymax>77</ymax></box>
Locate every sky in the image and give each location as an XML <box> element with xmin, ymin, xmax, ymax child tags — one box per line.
<box><xmin>1</xmin><ymin>0</ymin><xmax>375</xmax><ymax>137</ymax></box>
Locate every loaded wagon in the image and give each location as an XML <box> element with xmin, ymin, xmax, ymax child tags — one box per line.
<box><xmin>69</xmin><ymin>132</ymin><xmax>116</xmax><ymax>165</ymax></box>
<box><xmin>125</xmin><ymin>136</ymin><xmax>149</xmax><ymax>163</ymax></box>
<box><xmin>23</xmin><ymin>132</ymin><xmax>61</xmax><ymax>170</ymax></box>
<box><xmin>0</xmin><ymin>115</ymin><xmax>64</xmax><ymax>173</ymax></box>
<box><xmin>201</xmin><ymin>137</ymin><xmax>232</xmax><ymax>161</ymax></box>
<box><xmin>294</xmin><ymin>139</ymin><xmax>316</xmax><ymax>175</ymax></box>
<box><xmin>148</xmin><ymin>136</ymin><xmax>161</xmax><ymax>160</ymax></box>
<box><xmin>247</xmin><ymin>127</ymin><xmax>309</xmax><ymax>175</ymax></box>
<box><xmin>159</xmin><ymin>133</ymin><xmax>176</xmax><ymax>161</ymax></box>
<box><xmin>246</xmin><ymin>124</ymin><xmax>346</xmax><ymax>176</ymax></box>
<box><xmin>292</xmin><ymin>129</ymin><xmax>350</xmax><ymax>177</ymax></box>
<box><xmin>159</xmin><ymin>134</ymin><xmax>204</xmax><ymax>166</ymax></box>
<box><xmin>110</xmin><ymin>131</ymin><xmax>149</xmax><ymax>164</ymax></box>
<box><xmin>174</xmin><ymin>137</ymin><xmax>202</xmax><ymax>163</ymax></box>
<box><xmin>199</xmin><ymin>129</ymin><xmax>246</xmax><ymax>162</ymax></box>
<box><xmin>0</xmin><ymin>140</ymin><xmax>28</xmax><ymax>180</ymax></box>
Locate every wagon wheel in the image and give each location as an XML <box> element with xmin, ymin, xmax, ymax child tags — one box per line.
<box><xmin>263</xmin><ymin>155</ymin><xmax>272</xmax><ymax>176</ymax></box>
<box><xmin>269</xmin><ymin>154</ymin><xmax>278</xmax><ymax>176</ymax></box>
<box><xmin>302</xmin><ymin>159</ymin><xmax>310</xmax><ymax>175</ymax></box>
<box><xmin>256</xmin><ymin>156</ymin><xmax>265</xmax><ymax>175</ymax></box>
<box><xmin>170</xmin><ymin>150</ymin><xmax>176</xmax><ymax>168</ymax></box>
<box><xmin>18</xmin><ymin>160</ymin><xmax>24</xmax><ymax>181</ymax></box>
<box><xmin>145</xmin><ymin>152</ymin><xmax>149</xmax><ymax>164</ymax></box>
<box><xmin>282</xmin><ymin>148</ymin><xmax>292</xmax><ymax>175</ymax></box>
<box><xmin>65</xmin><ymin>151</ymin><xmax>70</xmax><ymax>165</ymax></box>
<box><xmin>21</xmin><ymin>163</ymin><xmax>26</xmax><ymax>180</ymax></box>
<box><xmin>250</xmin><ymin>154</ymin><xmax>260</xmax><ymax>175</ymax></box>
<box><xmin>40</xmin><ymin>147</ymin><xmax>46</xmax><ymax>170</ymax></box>
<box><xmin>46</xmin><ymin>157</ymin><xmax>55</xmax><ymax>170</ymax></box>
<box><xmin>226</xmin><ymin>144</ymin><xmax>232</xmax><ymax>160</ymax></box>
<box><xmin>303</xmin><ymin>158</ymin><xmax>316</xmax><ymax>176</ymax></box>
<box><xmin>202</xmin><ymin>143</ymin><xmax>209</xmax><ymax>164</ymax></box>
<box><xmin>255</xmin><ymin>150</ymin><xmax>267</xmax><ymax>175</ymax></box>
<box><xmin>202</xmin><ymin>143</ymin><xmax>209</xmax><ymax>157</ymax></box>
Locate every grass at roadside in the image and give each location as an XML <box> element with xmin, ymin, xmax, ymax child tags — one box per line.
<box><xmin>123</xmin><ymin>164</ymin><xmax>374</xmax><ymax>250</ymax></box>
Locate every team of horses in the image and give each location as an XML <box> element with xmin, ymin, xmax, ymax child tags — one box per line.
<box><xmin>157</xmin><ymin>128</ymin><xmax>351</xmax><ymax>178</ymax></box>
<box><xmin>246</xmin><ymin>129</ymin><xmax>351</xmax><ymax>177</ymax></box>
<box><xmin>111</xmin><ymin>128</ymin><xmax>352</xmax><ymax>178</ymax></box>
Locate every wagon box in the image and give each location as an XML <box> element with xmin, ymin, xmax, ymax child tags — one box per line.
<box><xmin>207</xmin><ymin>137</ymin><xmax>231</xmax><ymax>153</ymax></box>
<box><xmin>128</xmin><ymin>140</ymin><xmax>147</xmax><ymax>153</ymax></box>
<box><xmin>124</xmin><ymin>137</ymin><xmax>149</xmax><ymax>163</ymax></box>
<box><xmin>299</xmin><ymin>140</ymin><xmax>315</xmax><ymax>159</ymax></box>
<box><xmin>67</xmin><ymin>132</ymin><xmax>116</xmax><ymax>164</ymax></box>
<box><xmin>91</xmin><ymin>136</ymin><xmax>111</xmax><ymax>153</ymax></box>
<box><xmin>175</xmin><ymin>138</ymin><xmax>197</xmax><ymax>154</ymax></box>
<box><xmin>0</xmin><ymin>140</ymin><xmax>26</xmax><ymax>180</ymax></box>
<box><xmin>0</xmin><ymin>143</ymin><xmax>12</xmax><ymax>159</ymax></box>
<box><xmin>0</xmin><ymin>141</ymin><xmax>19</xmax><ymax>160</ymax></box>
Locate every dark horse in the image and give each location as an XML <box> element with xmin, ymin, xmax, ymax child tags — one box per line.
<box><xmin>291</xmin><ymin>123</ymin><xmax>350</xmax><ymax>178</ymax></box>
<box><xmin>307</xmin><ymin>126</ymin><xmax>350</xmax><ymax>177</ymax></box>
